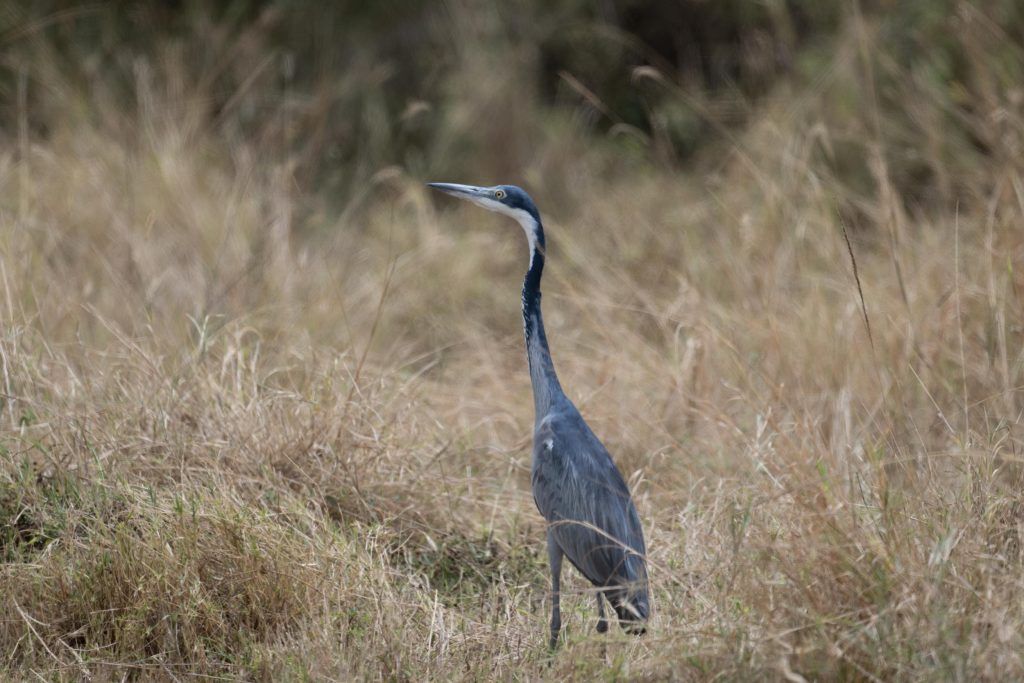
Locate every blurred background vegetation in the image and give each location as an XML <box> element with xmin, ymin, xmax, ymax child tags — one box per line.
<box><xmin>4</xmin><ymin>0</ymin><xmax>1022</xmax><ymax>222</ymax></box>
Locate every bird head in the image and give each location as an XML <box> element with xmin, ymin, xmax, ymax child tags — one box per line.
<box><xmin>427</xmin><ymin>183</ymin><xmax>537</xmax><ymax>218</ymax></box>
<box><xmin>427</xmin><ymin>182</ymin><xmax>542</xmax><ymax>248</ymax></box>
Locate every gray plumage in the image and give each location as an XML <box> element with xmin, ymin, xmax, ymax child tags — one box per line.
<box><xmin>427</xmin><ymin>182</ymin><xmax>650</xmax><ymax>648</ymax></box>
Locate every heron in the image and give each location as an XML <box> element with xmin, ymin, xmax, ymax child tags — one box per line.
<box><xmin>427</xmin><ymin>182</ymin><xmax>650</xmax><ymax>648</ymax></box>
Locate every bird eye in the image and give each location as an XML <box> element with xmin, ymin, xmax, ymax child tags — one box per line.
<box><xmin>494</xmin><ymin>189</ymin><xmax>507</xmax><ymax>200</ymax></box>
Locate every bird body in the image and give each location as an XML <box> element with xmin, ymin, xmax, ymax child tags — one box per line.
<box><xmin>427</xmin><ymin>182</ymin><xmax>649</xmax><ymax>647</ymax></box>
<box><xmin>531</xmin><ymin>407</ymin><xmax>650</xmax><ymax>626</ymax></box>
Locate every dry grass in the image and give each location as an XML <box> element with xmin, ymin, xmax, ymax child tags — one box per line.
<box><xmin>2</xmin><ymin>4</ymin><xmax>1024</xmax><ymax>681</ymax></box>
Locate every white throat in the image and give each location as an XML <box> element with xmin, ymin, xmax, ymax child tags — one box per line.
<box><xmin>509</xmin><ymin>208</ymin><xmax>539</xmax><ymax>265</ymax></box>
<box><xmin>472</xmin><ymin>197</ymin><xmax>539</xmax><ymax>265</ymax></box>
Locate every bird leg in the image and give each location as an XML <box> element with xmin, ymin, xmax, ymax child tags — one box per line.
<box><xmin>547</xmin><ymin>530</ymin><xmax>563</xmax><ymax>649</ymax></box>
<box><xmin>595</xmin><ymin>590</ymin><xmax>609</xmax><ymax>633</ymax></box>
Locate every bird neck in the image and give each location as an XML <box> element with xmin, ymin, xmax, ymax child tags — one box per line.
<box><xmin>521</xmin><ymin>219</ymin><xmax>563</xmax><ymax>420</ymax></box>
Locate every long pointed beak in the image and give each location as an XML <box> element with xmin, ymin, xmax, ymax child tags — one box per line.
<box><xmin>426</xmin><ymin>182</ymin><xmax>489</xmax><ymax>203</ymax></box>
